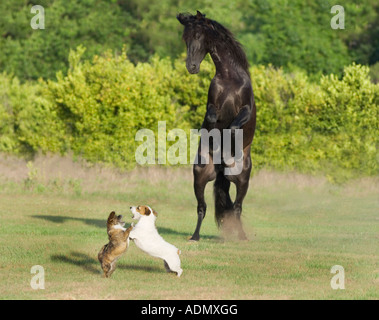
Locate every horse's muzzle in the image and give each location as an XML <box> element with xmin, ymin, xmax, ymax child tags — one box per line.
<box><xmin>186</xmin><ymin>63</ymin><xmax>200</xmax><ymax>74</ymax></box>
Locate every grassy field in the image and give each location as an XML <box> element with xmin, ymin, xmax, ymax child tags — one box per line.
<box><xmin>0</xmin><ymin>156</ymin><xmax>378</xmax><ymax>300</ymax></box>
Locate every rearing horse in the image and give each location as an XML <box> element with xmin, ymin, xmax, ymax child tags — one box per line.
<box><xmin>177</xmin><ymin>11</ymin><xmax>256</xmax><ymax>241</ymax></box>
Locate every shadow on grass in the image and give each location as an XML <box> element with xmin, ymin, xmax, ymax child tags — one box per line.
<box><xmin>51</xmin><ymin>251</ymin><xmax>163</xmax><ymax>275</ymax></box>
<box><xmin>51</xmin><ymin>251</ymin><xmax>100</xmax><ymax>275</ymax></box>
<box><xmin>32</xmin><ymin>214</ymin><xmax>219</xmax><ymax>240</ymax></box>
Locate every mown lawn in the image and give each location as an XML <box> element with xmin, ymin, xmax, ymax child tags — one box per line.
<box><xmin>0</xmin><ymin>167</ymin><xmax>378</xmax><ymax>300</ymax></box>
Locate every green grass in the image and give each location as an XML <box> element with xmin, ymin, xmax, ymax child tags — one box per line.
<box><xmin>0</xmin><ymin>165</ymin><xmax>378</xmax><ymax>300</ymax></box>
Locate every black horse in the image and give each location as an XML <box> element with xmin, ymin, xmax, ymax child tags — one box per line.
<box><xmin>177</xmin><ymin>11</ymin><xmax>256</xmax><ymax>241</ymax></box>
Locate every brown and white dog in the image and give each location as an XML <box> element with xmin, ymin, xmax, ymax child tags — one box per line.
<box><xmin>129</xmin><ymin>205</ymin><xmax>183</xmax><ymax>277</ymax></box>
<box><xmin>98</xmin><ymin>211</ymin><xmax>133</xmax><ymax>278</ymax></box>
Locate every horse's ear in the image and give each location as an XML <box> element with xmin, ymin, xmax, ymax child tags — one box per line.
<box><xmin>196</xmin><ymin>10</ymin><xmax>205</xmax><ymax>19</ymax></box>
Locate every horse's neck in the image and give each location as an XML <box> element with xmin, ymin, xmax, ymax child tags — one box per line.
<box><xmin>209</xmin><ymin>46</ymin><xmax>248</xmax><ymax>80</ymax></box>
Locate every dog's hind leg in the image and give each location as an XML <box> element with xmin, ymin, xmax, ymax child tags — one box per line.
<box><xmin>107</xmin><ymin>261</ymin><xmax>117</xmax><ymax>278</ymax></box>
<box><xmin>163</xmin><ymin>260</ymin><xmax>171</xmax><ymax>273</ymax></box>
<box><xmin>102</xmin><ymin>262</ymin><xmax>111</xmax><ymax>278</ymax></box>
<box><xmin>164</xmin><ymin>255</ymin><xmax>183</xmax><ymax>277</ymax></box>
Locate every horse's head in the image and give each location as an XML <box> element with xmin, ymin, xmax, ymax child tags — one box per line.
<box><xmin>177</xmin><ymin>11</ymin><xmax>210</xmax><ymax>74</ymax></box>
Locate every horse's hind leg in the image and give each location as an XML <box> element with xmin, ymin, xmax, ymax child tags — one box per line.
<box><xmin>227</xmin><ymin>148</ymin><xmax>252</xmax><ymax>240</ymax></box>
<box><xmin>191</xmin><ymin>166</ymin><xmax>210</xmax><ymax>241</ymax></box>
<box><xmin>190</xmin><ymin>152</ymin><xmax>216</xmax><ymax>241</ymax></box>
<box><xmin>214</xmin><ymin>171</ymin><xmax>234</xmax><ymax>227</ymax></box>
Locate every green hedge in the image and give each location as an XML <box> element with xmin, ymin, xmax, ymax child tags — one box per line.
<box><xmin>251</xmin><ymin>64</ymin><xmax>379</xmax><ymax>181</ymax></box>
<box><xmin>0</xmin><ymin>73</ymin><xmax>64</xmax><ymax>154</ymax></box>
<box><xmin>1</xmin><ymin>48</ymin><xmax>378</xmax><ymax>181</ymax></box>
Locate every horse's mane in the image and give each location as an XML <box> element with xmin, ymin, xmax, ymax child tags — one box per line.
<box><xmin>179</xmin><ymin>12</ymin><xmax>250</xmax><ymax>76</ymax></box>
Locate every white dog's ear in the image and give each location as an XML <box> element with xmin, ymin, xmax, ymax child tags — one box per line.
<box><xmin>147</xmin><ymin>206</ymin><xmax>157</xmax><ymax>217</ymax></box>
<box><xmin>142</xmin><ymin>206</ymin><xmax>151</xmax><ymax>216</ymax></box>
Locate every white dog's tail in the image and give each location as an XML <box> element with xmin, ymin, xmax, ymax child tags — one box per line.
<box><xmin>177</xmin><ymin>249</ymin><xmax>181</xmax><ymax>255</ymax></box>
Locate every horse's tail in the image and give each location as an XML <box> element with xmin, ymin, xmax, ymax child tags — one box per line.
<box><xmin>214</xmin><ymin>171</ymin><xmax>233</xmax><ymax>227</ymax></box>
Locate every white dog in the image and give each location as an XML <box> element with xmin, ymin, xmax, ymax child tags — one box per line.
<box><xmin>129</xmin><ymin>205</ymin><xmax>183</xmax><ymax>277</ymax></box>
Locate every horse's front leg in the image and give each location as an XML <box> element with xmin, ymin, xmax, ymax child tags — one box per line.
<box><xmin>191</xmin><ymin>147</ymin><xmax>216</xmax><ymax>241</ymax></box>
<box><xmin>226</xmin><ymin>104</ymin><xmax>252</xmax><ymax>160</ymax></box>
<box><xmin>205</xmin><ymin>103</ymin><xmax>217</xmax><ymax>125</ymax></box>
<box><xmin>229</xmin><ymin>104</ymin><xmax>252</xmax><ymax>131</ymax></box>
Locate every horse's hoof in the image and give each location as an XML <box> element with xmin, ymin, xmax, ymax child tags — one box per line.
<box><xmin>206</xmin><ymin>113</ymin><xmax>217</xmax><ymax>124</ymax></box>
<box><xmin>238</xmin><ymin>234</ymin><xmax>249</xmax><ymax>241</ymax></box>
<box><xmin>188</xmin><ymin>236</ymin><xmax>200</xmax><ymax>242</ymax></box>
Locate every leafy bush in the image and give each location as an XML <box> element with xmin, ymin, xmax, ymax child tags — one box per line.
<box><xmin>0</xmin><ymin>49</ymin><xmax>378</xmax><ymax>180</ymax></box>
<box><xmin>369</xmin><ymin>62</ymin><xmax>379</xmax><ymax>84</ymax></box>
<box><xmin>44</xmin><ymin>47</ymin><xmax>181</xmax><ymax>167</ymax></box>
<box><xmin>251</xmin><ymin>64</ymin><xmax>379</xmax><ymax>181</ymax></box>
<box><xmin>0</xmin><ymin>73</ymin><xmax>64</xmax><ymax>155</ymax></box>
